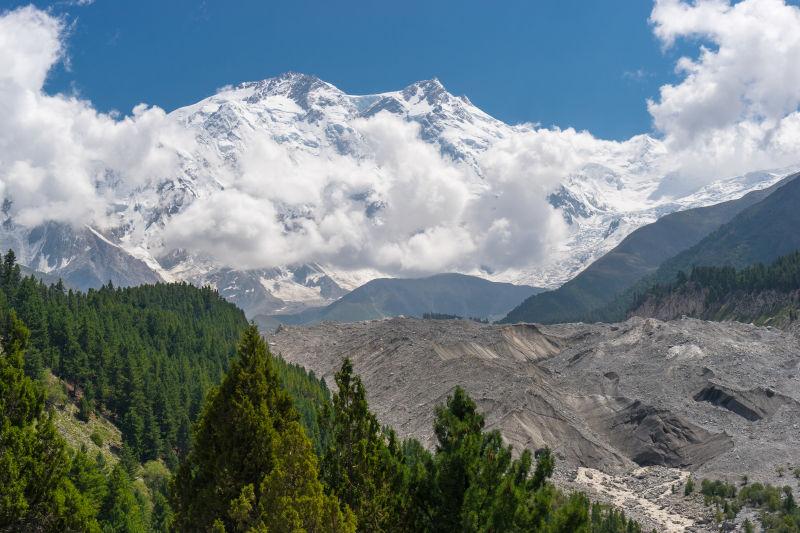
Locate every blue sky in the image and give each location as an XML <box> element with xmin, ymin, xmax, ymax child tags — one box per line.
<box><xmin>4</xmin><ymin>0</ymin><xmax>691</xmax><ymax>140</ymax></box>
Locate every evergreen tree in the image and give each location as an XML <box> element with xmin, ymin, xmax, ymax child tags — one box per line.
<box><xmin>172</xmin><ymin>325</ymin><xmax>353</xmax><ymax>532</ymax></box>
<box><xmin>228</xmin><ymin>421</ymin><xmax>356</xmax><ymax>533</ymax></box>
<box><xmin>430</xmin><ymin>386</ymin><xmax>484</xmax><ymax>531</ymax></box>
<box><xmin>141</xmin><ymin>460</ymin><xmax>174</xmax><ymax>533</ymax></box>
<box><xmin>99</xmin><ymin>465</ymin><xmax>150</xmax><ymax>532</ymax></box>
<box><xmin>321</xmin><ymin>358</ymin><xmax>403</xmax><ymax>531</ymax></box>
<box><xmin>425</xmin><ymin>386</ymin><xmax>599</xmax><ymax>532</ymax></box>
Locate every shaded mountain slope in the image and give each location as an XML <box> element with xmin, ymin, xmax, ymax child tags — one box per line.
<box><xmin>648</xmin><ymin>173</ymin><xmax>800</xmax><ymax>283</ymax></box>
<box><xmin>595</xmin><ymin>172</ymin><xmax>800</xmax><ymax>322</ymax></box>
<box><xmin>501</xmin><ymin>173</ymin><xmax>798</xmax><ymax>325</ymax></box>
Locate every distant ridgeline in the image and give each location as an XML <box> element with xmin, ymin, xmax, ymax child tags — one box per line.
<box><xmin>0</xmin><ymin>250</ymin><xmax>329</xmax><ymax>465</ymax></box>
<box><xmin>629</xmin><ymin>250</ymin><xmax>800</xmax><ymax>327</ymax></box>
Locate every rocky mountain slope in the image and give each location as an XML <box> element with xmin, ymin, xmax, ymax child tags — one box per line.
<box><xmin>633</xmin><ymin>284</ymin><xmax>800</xmax><ymax>327</ymax></box>
<box><xmin>270</xmin><ymin>317</ymin><xmax>800</xmax><ymax>477</ymax></box>
<box><xmin>259</xmin><ymin>273</ymin><xmax>541</xmax><ymax>329</ymax></box>
<box><xmin>502</xmin><ymin>172</ymin><xmax>799</xmax><ymax>325</ymax></box>
<box><xmin>0</xmin><ymin>221</ymin><xmax>162</xmax><ymax>289</ymax></box>
<box><xmin>1</xmin><ymin>73</ymin><xmax>794</xmax><ymax>315</ymax></box>
<box><xmin>270</xmin><ymin>316</ymin><xmax>800</xmax><ymax>530</ymax></box>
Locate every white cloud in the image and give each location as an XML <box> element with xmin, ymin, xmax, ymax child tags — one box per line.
<box><xmin>163</xmin><ymin>114</ymin><xmax>582</xmax><ymax>275</ymax></box>
<box><xmin>164</xmin><ymin>115</ymin><xmax>487</xmax><ymax>274</ymax></box>
<box><xmin>649</xmin><ymin>0</ymin><xmax>800</xmax><ymax>181</ymax></box>
<box><xmin>0</xmin><ymin>6</ymin><xmax>190</xmax><ymax>228</ymax></box>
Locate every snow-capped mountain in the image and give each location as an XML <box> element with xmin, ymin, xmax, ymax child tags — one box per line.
<box><xmin>1</xmin><ymin>72</ymin><xmax>794</xmax><ymax>316</ymax></box>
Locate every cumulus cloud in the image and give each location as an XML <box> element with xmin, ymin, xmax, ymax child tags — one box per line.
<box><xmin>649</xmin><ymin>0</ymin><xmax>800</xmax><ymax>181</ymax></box>
<box><xmin>0</xmin><ymin>5</ymin><xmax>190</xmax><ymax>228</ymax></box>
<box><xmin>163</xmin><ymin>114</ymin><xmax>574</xmax><ymax>275</ymax></box>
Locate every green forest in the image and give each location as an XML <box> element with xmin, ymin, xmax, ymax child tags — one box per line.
<box><xmin>632</xmin><ymin>250</ymin><xmax>800</xmax><ymax>317</ymax></box>
<box><xmin>0</xmin><ymin>250</ymin><xmax>648</xmax><ymax>532</ymax></box>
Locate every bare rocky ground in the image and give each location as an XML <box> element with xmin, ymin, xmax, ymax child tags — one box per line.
<box><xmin>269</xmin><ymin>317</ymin><xmax>800</xmax><ymax>531</ymax></box>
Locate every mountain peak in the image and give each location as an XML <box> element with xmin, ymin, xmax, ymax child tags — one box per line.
<box><xmin>417</xmin><ymin>77</ymin><xmax>445</xmax><ymax>90</ymax></box>
<box><xmin>240</xmin><ymin>72</ymin><xmax>342</xmax><ymax>108</ymax></box>
<box><xmin>401</xmin><ymin>77</ymin><xmax>450</xmax><ymax>104</ymax></box>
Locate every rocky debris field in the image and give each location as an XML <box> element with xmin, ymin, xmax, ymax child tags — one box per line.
<box><xmin>269</xmin><ymin>316</ymin><xmax>800</xmax><ymax>531</ymax></box>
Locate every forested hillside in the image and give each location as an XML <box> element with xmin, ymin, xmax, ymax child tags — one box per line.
<box><xmin>650</xmin><ymin>174</ymin><xmax>800</xmax><ymax>288</ymax></box>
<box><xmin>630</xmin><ymin>251</ymin><xmax>800</xmax><ymax>326</ymax></box>
<box><xmin>587</xmin><ymin>175</ymin><xmax>800</xmax><ymax>323</ymax></box>
<box><xmin>0</xmin><ymin>250</ymin><xmax>328</xmax><ymax>464</ymax></box>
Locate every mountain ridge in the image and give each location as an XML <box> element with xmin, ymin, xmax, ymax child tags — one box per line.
<box><xmin>629</xmin><ymin>250</ymin><xmax>800</xmax><ymax>327</ymax></box>
<box><xmin>258</xmin><ymin>272</ymin><xmax>541</xmax><ymax>330</ymax></box>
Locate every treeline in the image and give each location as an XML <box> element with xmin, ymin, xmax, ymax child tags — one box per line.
<box><xmin>632</xmin><ymin>250</ymin><xmax>800</xmax><ymax>312</ymax></box>
<box><xmin>0</xmin><ymin>250</ymin><xmax>246</xmax><ymax>464</ymax></box>
<box><xmin>422</xmin><ymin>312</ymin><xmax>490</xmax><ymax>323</ymax></box>
<box><xmin>0</xmin><ymin>302</ymin><xmax>173</xmax><ymax>531</ymax></box>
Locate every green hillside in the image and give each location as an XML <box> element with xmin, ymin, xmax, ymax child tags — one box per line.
<box><xmin>629</xmin><ymin>251</ymin><xmax>800</xmax><ymax>327</ymax></box>
<box><xmin>502</xmin><ymin>173</ymin><xmax>798</xmax><ymax>325</ymax></box>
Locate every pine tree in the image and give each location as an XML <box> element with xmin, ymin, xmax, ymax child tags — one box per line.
<box><xmin>547</xmin><ymin>492</ymin><xmax>591</xmax><ymax>532</ymax></box>
<box><xmin>99</xmin><ymin>464</ymin><xmax>150</xmax><ymax>532</ymax></box>
<box><xmin>431</xmin><ymin>386</ymin><xmax>485</xmax><ymax>531</ymax></box>
<box><xmin>228</xmin><ymin>421</ymin><xmax>356</xmax><ymax>533</ymax></box>
<box><xmin>321</xmin><ymin>358</ymin><xmax>403</xmax><ymax>531</ymax></box>
<box><xmin>171</xmin><ymin>325</ymin><xmax>353</xmax><ymax>532</ymax></box>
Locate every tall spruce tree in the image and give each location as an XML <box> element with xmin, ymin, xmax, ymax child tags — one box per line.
<box><xmin>321</xmin><ymin>358</ymin><xmax>403</xmax><ymax>532</ymax></box>
<box><xmin>428</xmin><ymin>386</ymin><xmax>582</xmax><ymax>532</ymax></box>
<box><xmin>431</xmin><ymin>386</ymin><xmax>485</xmax><ymax>531</ymax></box>
<box><xmin>171</xmin><ymin>325</ymin><xmax>353</xmax><ymax>532</ymax></box>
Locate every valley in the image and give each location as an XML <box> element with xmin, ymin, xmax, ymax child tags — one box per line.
<box><xmin>5</xmin><ymin>1</ymin><xmax>800</xmax><ymax>530</ymax></box>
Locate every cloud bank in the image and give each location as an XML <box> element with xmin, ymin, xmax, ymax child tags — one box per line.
<box><xmin>0</xmin><ymin>6</ymin><xmax>190</xmax><ymax>228</ymax></box>
<box><xmin>162</xmin><ymin>115</ymin><xmax>584</xmax><ymax>274</ymax></box>
<box><xmin>650</xmin><ymin>0</ymin><xmax>800</xmax><ymax>181</ymax></box>
<box><xmin>2</xmin><ymin>1</ymin><xmax>800</xmax><ymax>276</ymax></box>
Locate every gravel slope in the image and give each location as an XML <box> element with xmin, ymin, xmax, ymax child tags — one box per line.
<box><xmin>269</xmin><ymin>317</ymin><xmax>800</xmax><ymax>530</ymax></box>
